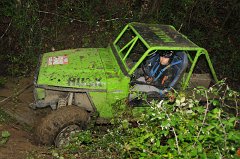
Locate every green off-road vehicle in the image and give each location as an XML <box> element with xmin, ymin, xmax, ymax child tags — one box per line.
<box><xmin>33</xmin><ymin>22</ymin><xmax>218</xmax><ymax>146</ymax></box>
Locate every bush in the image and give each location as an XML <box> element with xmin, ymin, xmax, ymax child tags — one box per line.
<box><xmin>55</xmin><ymin>81</ymin><xmax>239</xmax><ymax>158</ymax></box>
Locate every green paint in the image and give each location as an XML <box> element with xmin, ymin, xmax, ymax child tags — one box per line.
<box><xmin>35</xmin><ymin>22</ymin><xmax>218</xmax><ymax>119</ymax></box>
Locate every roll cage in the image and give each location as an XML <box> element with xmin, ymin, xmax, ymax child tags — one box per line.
<box><xmin>112</xmin><ymin>22</ymin><xmax>218</xmax><ymax>89</ymax></box>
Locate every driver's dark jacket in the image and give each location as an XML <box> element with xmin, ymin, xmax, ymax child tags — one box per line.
<box><xmin>135</xmin><ymin>54</ymin><xmax>174</xmax><ymax>90</ymax></box>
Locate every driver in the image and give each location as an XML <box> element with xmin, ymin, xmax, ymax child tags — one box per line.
<box><xmin>131</xmin><ymin>50</ymin><xmax>175</xmax><ymax>98</ymax></box>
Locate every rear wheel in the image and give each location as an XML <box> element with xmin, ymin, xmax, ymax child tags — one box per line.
<box><xmin>35</xmin><ymin>106</ymin><xmax>89</xmax><ymax>147</ymax></box>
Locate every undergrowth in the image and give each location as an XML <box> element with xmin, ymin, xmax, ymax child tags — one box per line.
<box><xmin>52</xmin><ymin>81</ymin><xmax>240</xmax><ymax>159</ymax></box>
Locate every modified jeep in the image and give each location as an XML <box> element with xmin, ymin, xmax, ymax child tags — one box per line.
<box><xmin>33</xmin><ymin>22</ymin><xmax>218</xmax><ymax>146</ymax></box>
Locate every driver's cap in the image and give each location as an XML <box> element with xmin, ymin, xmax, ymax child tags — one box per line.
<box><xmin>161</xmin><ymin>50</ymin><xmax>174</xmax><ymax>58</ymax></box>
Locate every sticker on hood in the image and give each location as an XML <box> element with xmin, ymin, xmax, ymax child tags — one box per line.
<box><xmin>48</xmin><ymin>55</ymin><xmax>68</xmax><ymax>65</ymax></box>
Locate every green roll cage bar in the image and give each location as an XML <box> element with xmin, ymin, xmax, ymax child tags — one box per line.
<box><xmin>113</xmin><ymin>22</ymin><xmax>218</xmax><ymax>89</ymax></box>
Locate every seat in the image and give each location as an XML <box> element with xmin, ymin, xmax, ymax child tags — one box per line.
<box><xmin>129</xmin><ymin>51</ymin><xmax>188</xmax><ymax>101</ymax></box>
<box><xmin>168</xmin><ymin>51</ymin><xmax>188</xmax><ymax>89</ymax></box>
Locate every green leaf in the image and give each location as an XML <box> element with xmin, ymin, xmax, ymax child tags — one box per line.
<box><xmin>212</xmin><ymin>99</ymin><xmax>220</xmax><ymax>106</ymax></box>
<box><xmin>161</xmin><ymin>120</ymin><xmax>170</xmax><ymax>128</ymax></box>
<box><xmin>140</xmin><ymin>152</ymin><xmax>147</xmax><ymax>157</ymax></box>
<box><xmin>122</xmin><ymin>119</ymin><xmax>129</xmax><ymax>129</ymax></box>
<box><xmin>180</xmin><ymin>96</ymin><xmax>186</xmax><ymax>103</ymax></box>
<box><xmin>197</xmin><ymin>144</ymin><xmax>203</xmax><ymax>153</ymax></box>
<box><xmin>190</xmin><ymin>147</ymin><xmax>197</xmax><ymax>157</ymax></box>
<box><xmin>199</xmin><ymin>152</ymin><xmax>207</xmax><ymax>159</ymax></box>
<box><xmin>212</xmin><ymin>108</ymin><xmax>221</xmax><ymax>114</ymax></box>
<box><xmin>1</xmin><ymin>131</ymin><xmax>10</xmax><ymax>138</ymax></box>
<box><xmin>163</xmin><ymin>130</ymin><xmax>169</xmax><ymax>136</ymax></box>
<box><xmin>0</xmin><ymin>138</ymin><xmax>9</xmax><ymax>145</ymax></box>
<box><xmin>0</xmin><ymin>131</ymin><xmax>10</xmax><ymax>146</ymax></box>
<box><xmin>167</xmin><ymin>139</ymin><xmax>175</xmax><ymax>148</ymax></box>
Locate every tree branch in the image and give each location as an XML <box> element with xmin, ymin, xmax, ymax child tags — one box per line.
<box><xmin>37</xmin><ymin>10</ymin><xmax>131</xmax><ymax>23</ymax></box>
<box><xmin>0</xmin><ymin>19</ymin><xmax>12</xmax><ymax>39</ymax></box>
<box><xmin>194</xmin><ymin>90</ymin><xmax>209</xmax><ymax>146</ymax></box>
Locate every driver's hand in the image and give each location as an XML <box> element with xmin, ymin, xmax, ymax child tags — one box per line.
<box><xmin>145</xmin><ymin>76</ymin><xmax>153</xmax><ymax>83</ymax></box>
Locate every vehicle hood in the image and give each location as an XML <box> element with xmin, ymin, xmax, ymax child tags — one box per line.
<box><xmin>36</xmin><ymin>48</ymin><xmax>111</xmax><ymax>90</ymax></box>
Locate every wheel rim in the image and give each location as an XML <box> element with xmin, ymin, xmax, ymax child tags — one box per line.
<box><xmin>55</xmin><ymin>124</ymin><xmax>81</xmax><ymax>147</ymax></box>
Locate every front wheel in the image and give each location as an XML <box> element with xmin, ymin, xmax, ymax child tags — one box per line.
<box><xmin>35</xmin><ymin>106</ymin><xmax>90</xmax><ymax>147</ymax></box>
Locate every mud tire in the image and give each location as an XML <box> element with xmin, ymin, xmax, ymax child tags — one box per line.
<box><xmin>35</xmin><ymin>106</ymin><xmax>89</xmax><ymax>146</ymax></box>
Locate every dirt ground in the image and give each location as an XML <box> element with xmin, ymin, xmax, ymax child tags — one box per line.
<box><xmin>0</xmin><ymin>124</ymin><xmax>50</xmax><ymax>159</ymax></box>
<box><xmin>0</xmin><ymin>77</ymin><xmax>52</xmax><ymax>159</ymax></box>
